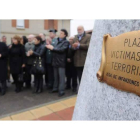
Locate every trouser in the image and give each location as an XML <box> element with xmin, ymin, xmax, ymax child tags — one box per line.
<box><xmin>66</xmin><ymin>63</ymin><xmax>77</xmax><ymax>89</ymax></box>
<box><xmin>45</xmin><ymin>64</ymin><xmax>48</xmax><ymax>86</ymax></box>
<box><xmin>46</xmin><ymin>63</ymin><xmax>54</xmax><ymax>88</ymax></box>
<box><xmin>0</xmin><ymin>80</ymin><xmax>6</xmax><ymax>93</ymax></box>
<box><xmin>12</xmin><ymin>74</ymin><xmax>22</xmax><ymax>90</ymax></box>
<box><xmin>7</xmin><ymin>66</ymin><xmax>10</xmax><ymax>81</ymax></box>
<box><xmin>25</xmin><ymin>64</ymin><xmax>32</xmax><ymax>87</ymax></box>
<box><xmin>76</xmin><ymin>67</ymin><xmax>84</xmax><ymax>84</ymax></box>
<box><xmin>34</xmin><ymin>74</ymin><xmax>43</xmax><ymax>90</ymax></box>
<box><xmin>53</xmin><ymin>67</ymin><xmax>65</xmax><ymax>93</ymax></box>
<box><xmin>12</xmin><ymin>74</ymin><xmax>16</xmax><ymax>83</ymax></box>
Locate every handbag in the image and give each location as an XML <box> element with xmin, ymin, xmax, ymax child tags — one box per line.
<box><xmin>31</xmin><ymin>57</ymin><xmax>45</xmax><ymax>74</ymax></box>
<box><xmin>18</xmin><ymin>69</ymin><xmax>24</xmax><ymax>82</ymax></box>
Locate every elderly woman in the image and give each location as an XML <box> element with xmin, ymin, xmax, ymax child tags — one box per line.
<box><xmin>0</xmin><ymin>42</ymin><xmax>8</xmax><ymax>95</ymax></box>
<box><xmin>9</xmin><ymin>35</ymin><xmax>26</xmax><ymax>93</ymax></box>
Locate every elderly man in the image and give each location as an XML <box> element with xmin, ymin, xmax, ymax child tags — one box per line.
<box><xmin>66</xmin><ymin>36</ymin><xmax>78</xmax><ymax>92</ymax></box>
<box><xmin>44</xmin><ymin>29</ymin><xmax>58</xmax><ymax>89</ymax></box>
<box><xmin>2</xmin><ymin>36</ymin><xmax>7</xmax><ymax>45</ymax></box>
<box><xmin>72</xmin><ymin>25</ymin><xmax>91</xmax><ymax>84</ymax></box>
<box><xmin>24</xmin><ymin>34</ymin><xmax>35</xmax><ymax>88</ymax></box>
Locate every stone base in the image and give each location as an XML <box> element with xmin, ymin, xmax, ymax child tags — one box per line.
<box><xmin>72</xmin><ymin>20</ymin><xmax>140</xmax><ymax>120</ymax></box>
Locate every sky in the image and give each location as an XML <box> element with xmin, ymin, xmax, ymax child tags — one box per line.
<box><xmin>70</xmin><ymin>19</ymin><xmax>95</xmax><ymax>36</ymax></box>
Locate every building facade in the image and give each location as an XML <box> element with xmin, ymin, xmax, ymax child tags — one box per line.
<box><xmin>0</xmin><ymin>19</ymin><xmax>70</xmax><ymax>44</ymax></box>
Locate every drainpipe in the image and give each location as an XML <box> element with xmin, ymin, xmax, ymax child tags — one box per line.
<box><xmin>62</xmin><ymin>20</ymin><xmax>64</xmax><ymax>28</ymax></box>
<box><xmin>0</xmin><ymin>20</ymin><xmax>1</xmax><ymax>38</ymax></box>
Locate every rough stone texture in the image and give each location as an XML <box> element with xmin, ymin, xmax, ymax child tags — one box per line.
<box><xmin>72</xmin><ymin>20</ymin><xmax>140</xmax><ymax>120</ymax></box>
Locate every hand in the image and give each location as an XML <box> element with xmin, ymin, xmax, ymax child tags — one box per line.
<box><xmin>0</xmin><ymin>54</ymin><xmax>1</xmax><ymax>58</ymax></box>
<box><xmin>27</xmin><ymin>51</ymin><xmax>30</xmax><ymax>57</ymax></box>
<box><xmin>67</xmin><ymin>58</ymin><xmax>71</xmax><ymax>62</ymax></box>
<box><xmin>46</xmin><ymin>45</ymin><xmax>54</xmax><ymax>50</ymax></box>
<box><xmin>46</xmin><ymin>40</ymin><xmax>50</xmax><ymax>45</ymax></box>
<box><xmin>72</xmin><ymin>41</ymin><xmax>79</xmax><ymax>48</ymax></box>
<box><xmin>29</xmin><ymin>50</ymin><xmax>33</xmax><ymax>55</ymax></box>
<box><xmin>22</xmin><ymin>64</ymin><xmax>26</xmax><ymax>68</ymax></box>
<box><xmin>9</xmin><ymin>45</ymin><xmax>12</xmax><ymax>49</ymax></box>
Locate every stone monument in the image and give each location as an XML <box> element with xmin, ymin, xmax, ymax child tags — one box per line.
<box><xmin>72</xmin><ymin>20</ymin><xmax>140</xmax><ymax>120</ymax></box>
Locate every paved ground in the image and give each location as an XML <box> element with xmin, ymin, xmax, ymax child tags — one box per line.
<box><xmin>0</xmin><ymin>96</ymin><xmax>77</xmax><ymax>120</ymax></box>
<box><xmin>0</xmin><ymin>82</ymin><xmax>77</xmax><ymax>118</ymax></box>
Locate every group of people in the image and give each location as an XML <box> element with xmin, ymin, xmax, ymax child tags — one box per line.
<box><xmin>0</xmin><ymin>25</ymin><xmax>91</xmax><ymax>97</ymax></box>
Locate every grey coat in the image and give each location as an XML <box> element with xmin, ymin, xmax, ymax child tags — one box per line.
<box><xmin>25</xmin><ymin>42</ymin><xmax>35</xmax><ymax>65</ymax></box>
<box><xmin>46</xmin><ymin>38</ymin><xmax>58</xmax><ymax>64</ymax></box>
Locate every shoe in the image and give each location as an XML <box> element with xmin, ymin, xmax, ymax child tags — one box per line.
<box><xmin>72</xmin><ymin>88</ymin><xmax>77</xmax><ymax>92</ymax></box>
<box><xmin>0</xmin><ymin>90</ymin><xmax>6</xmax><ymax>96</ymax></box>
<box><xmin>37</xmin><ymin>88</ymin><xmax>43</xmax><ymax>93</ymax></box>
<box><xmin>47</xmin><ymin>86</ymin><xmax>53</xmax><ymax>90</ymax></box>
<box><xmin>33</xmin><ymin>88</ymin><xmax>38</xmax><ymax>94</ymax></box>
<box><xmin>26</xmin><ymin>85</ymin><xmax>31</xmax><ymax>89</ymax></box>
<box><xmin>15</xmin><ymin>88</ymin><xmax>21</xmax><ymax>93</ymax></box>
<box><xmin>58</xmin><ymin>92</ymin><xmax>65</xmax><ymax>97</ymax></box>
<box><xmin>49</xmin><ymin>89</ymin><xmax>58</xmax><ymax>93</ymax></box>
<box><xmin>65</xmin><ymin>86</ymin><xmax>71</xmax><ymax>90</ymax></box>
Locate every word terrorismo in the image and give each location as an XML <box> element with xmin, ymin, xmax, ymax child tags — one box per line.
<box><xmin>111</xmin><ymin>62</ymin><xmax>140</xmax><ymax>76</ymax></box>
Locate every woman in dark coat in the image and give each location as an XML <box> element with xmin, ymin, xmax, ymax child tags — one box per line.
<box><xmin>28</xmin><ymin>36</ymin><xmax>46</xmax><ymax>93</ymax></box>
<box><xmin>21</xmin><ymin>36</ymin><xmax>28</xmax><ymax>46</ymax></box>
<box><xmin>0</xmin><ymin>42</ymin><xmax>8</xmax><ymax>95</ymax></box>
<box><xmin>9</xmin><ymin>35</ymin><xmax>26</xmax><ymax>93</ymax></box>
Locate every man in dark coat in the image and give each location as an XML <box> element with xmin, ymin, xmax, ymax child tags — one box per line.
<box><xmin>46</xmin><ymin>29</ymin><xmax>69</xmax><ymax>97</ymax></box>
<box><xmin>66</xmin><ymin>36</ymin><xmax>77</xmax><ymax>92</ymax></box>
<box><xmin>0</xmin><ymin>42</ymin><xmax>8</xmax><ymax>95</ymax></box>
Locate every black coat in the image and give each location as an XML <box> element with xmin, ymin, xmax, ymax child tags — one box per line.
<box><xmin>32</xmin><ymin>43</ymin><xmax>46</xmax><ymax>66</ymax></box>
<box><xmin>0</xmin><ymin>42</ymin><xmax>8</xmax><ymax>81</ymax></box>
<box><xmin>52</xmin><ymin>37</ymin><xmax>69</xmax><ymax>68</ymax></box>
<box><xmin>9</xmin><ymin>44</ymin><xmax>26</xmax><ymax>74</ymax></box>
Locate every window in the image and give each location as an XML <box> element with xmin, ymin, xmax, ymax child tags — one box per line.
<box><xmin>17</xmin><ymin>19</ymin><xmax>24</xmax><ymax>28</ymax></box>
<box><xmin>44</xmin><ymin>20</ymin><xmax>58</xmax><ymax>30</ymax></box>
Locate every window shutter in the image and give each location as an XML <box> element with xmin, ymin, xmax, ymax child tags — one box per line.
<box><xmin>12</xmin><ymin>20</ymin><xmax>16</xmax><ymax>27</ymax></box>
<box><xmin>44</xmin><ymin>20</ymin><xmax>49</xmax><ymax>30</ymax></box>
<box><xmin>25</xmin><ymin>20</ymin><xmax>29</xmax><ymax>28</ymax></box>
<box><xmin>48</xmin><ymin>20</ymin><xmax>54</xmax><ymax>29</ymax></box>
<box><xmin>54</xmin><ymin>20</ymin><xmax>58</xmax><ymax>30</ymax></box>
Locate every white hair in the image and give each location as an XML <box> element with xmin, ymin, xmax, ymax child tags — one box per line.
<box><xmin>77</xmin><ymin>25</ymin><xmax>85</xmax><ymax>30</ymax></box>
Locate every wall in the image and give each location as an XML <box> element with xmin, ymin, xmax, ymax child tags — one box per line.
<box><xmin>0</xmin><ymin>19</ymin><xmax>70</xmax><ymax>44</ymax></box>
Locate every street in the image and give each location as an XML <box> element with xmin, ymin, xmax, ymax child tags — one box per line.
<box><xmin>0</xmin><ymin>82</ymin><xmax>76</xmax><ymax>118</ymax></box>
